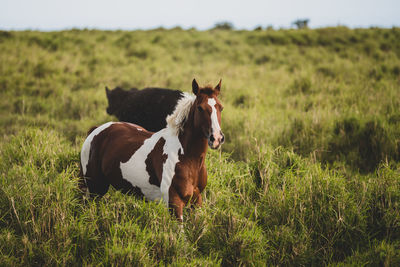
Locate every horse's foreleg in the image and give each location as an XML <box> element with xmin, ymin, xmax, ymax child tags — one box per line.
<box><xmin>192</xmin><ymin>189</ymin><xmax>202</xmax><ymax>208</ymax></box>
<box><xmin>85</xmin><ymin>176</ymin><xmax>110</xmax><ymax>197</ymax></box>
<box><xmin>168</xmin><ymin>188</ymin><xmax>184</xmax><ymax>222</ymax></box>
<box><xmin>187</xmin><ymin>187</ymin><xmax>202</xmax><ymax>209</ymax></box>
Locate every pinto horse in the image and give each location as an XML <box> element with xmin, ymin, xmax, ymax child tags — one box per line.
<box><xmin>80</xmin><ymin>79</ymin><xmax>224</xmax><ymax>220</ymax></box>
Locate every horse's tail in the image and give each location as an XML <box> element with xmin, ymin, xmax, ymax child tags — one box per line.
<box><xmin>87</xmin><ymin>126</ymin><xmax>98</xmax><ymax>136</ymax></box>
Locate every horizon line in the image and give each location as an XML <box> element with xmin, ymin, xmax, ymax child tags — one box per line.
<box><xmin>1</xmin><ymin>23</ymin><xmax>399</xmax><ymax>32</ymax></box>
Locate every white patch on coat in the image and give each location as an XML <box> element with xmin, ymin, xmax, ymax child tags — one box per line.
<box><xmin>208</xmin><ymin>98</ymin><xmax>222</xmax><ymax>142</ymax></box>
<box><xmin>120</xmin><ymin>127</ymin><xmax>183</xmax><ymax>206</ymax></box>
<box><xmin>80</xmin><ymin>122</ymin><xmax>114</xmax><ymax>175</ymax></box>
<box><xmin>160</xmin><ymin>128</ymin><xmax>183</xmax><ymax>204</ymax></box>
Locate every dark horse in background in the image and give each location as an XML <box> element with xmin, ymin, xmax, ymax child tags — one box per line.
<box><xmin>106</xmin><ymin>86</ymin><xmax>184</xmax><ymax>132</ymax></box>
<box><xmin>81</xmin><ymin>79</ymin><xmax>224</xmax><ymax>221</ymax></box>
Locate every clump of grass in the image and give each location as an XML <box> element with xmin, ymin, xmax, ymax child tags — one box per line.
<box><xmin>287</xmin><ymin>76</ymin><xmax>313</xmax><ymax>94</ymax></box>
<box><xmin>125</xmin><ymin>46</ymin><xmax>149</xmax><ymax>59</ymax></box>
<box><xmin>232</xmin><ymin>94</ymin><xmax>251</xmax><ymax>108</ymax></box>
<box><xmin>0</xmin><ymin>30</ymin><xmax>13</xmax><ymax>42</ymax></box>
<box><xmin>278</xmin><ymin>118</ymin><xmax>324</xmax><ymax>157</ymax></box>
<box><xmin>316</xmin><ymin>65</ymin><xmax>337</xmax><ymax>78</ymax></box>
<box><xmin>254</xmin><ymin>54</ymin><xmax>270</xmax><ymax>65</ymax></box>
<box><xmin>325</xmin><ymin>118</ymin><xmax>397</xmax><ymax>172</ymax></box>
<box><xmin>278</xmin><ymin>116</ymin><xmax>400</xmax><ymax>173</ymax></box>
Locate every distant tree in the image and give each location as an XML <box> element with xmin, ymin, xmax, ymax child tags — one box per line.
<box><xmin>212</xmin><ymin>21</ymin><xmax>234</xmax><ymax>30</ymax></box>
<box><xmin>254</xmin><ymin>25</ymin><xmax>263</xmax><ymax>31</ymax></box>
<box><xmin>292</xmin><ymin>19</ymin><xmax>310</xmax><ymax>29</ymax></box>
<box><xmin>171</xmin><ymin>26</ymin><xmax>183</xmax><ymax>31</ymax></box>
<box><xmin>266</xmin><ymin>25</ymin><xmax>274</xmax><ymax>30</ymax></box>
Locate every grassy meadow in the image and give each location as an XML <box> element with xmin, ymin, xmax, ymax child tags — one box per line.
<box><xmin>1</xmin><ymin>27</ymin><xmax>400</xmax><ymax>265</ymax></box>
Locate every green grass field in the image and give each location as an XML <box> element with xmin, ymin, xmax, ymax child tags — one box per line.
<box><xmin>1</xmin><ymin>27</ymin><xmax>400</xmax><ymax>266</ymax></box>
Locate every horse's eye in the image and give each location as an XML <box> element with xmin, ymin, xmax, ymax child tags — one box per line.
<box><xmin>197</xmin><ymin>106</ymin><xmax>203</xmax><ymax>112</ymax></box>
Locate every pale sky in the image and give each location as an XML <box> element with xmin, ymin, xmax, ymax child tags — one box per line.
<box><xmin>1</xmin><ymin>0</ymin><xmax>399</xmax><ymax>30</ymax></box>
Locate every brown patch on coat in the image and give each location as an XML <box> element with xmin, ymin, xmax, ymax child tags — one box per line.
<box><xmin>80</xmin><ymin>122</ymin><xmax>151</xmax><ymax>197</ymax></box>
<box><xmin>146</xmin><ymin>137</ymin><xmax>167</xmax><ymax>187</ymax></box>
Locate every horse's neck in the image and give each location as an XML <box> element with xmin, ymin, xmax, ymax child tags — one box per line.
<box><xmin>179</xmin><ymin>117</ymin><xmax>208</xmax><ymax>161</ymax></box>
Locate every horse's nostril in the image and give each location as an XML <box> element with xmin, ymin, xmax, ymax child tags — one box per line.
<box><xmin>210</xmin><ymin>135</ymin><xmax>215</xmax><ymax>142</ymax></box>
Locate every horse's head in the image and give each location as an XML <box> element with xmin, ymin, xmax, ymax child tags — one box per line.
<box><xmin>192</xmin><ymin>79</ymin><xmax>225</xmax><ymax>150</ymax></box>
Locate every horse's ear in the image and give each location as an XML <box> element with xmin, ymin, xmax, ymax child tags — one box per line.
<box><xmin>214</xmin><ymin>79</ymin><xmax>222</xmax><ymax>95</ymax></box>
<box><xmin>192</xmin><ymin>79</ymin><xmax>199</xmax><ymax>95</ymax></box>
<box><xmin>105</xmin><ymin>86</ymin><xmax>110</xmax><ymax>96</ymax></box>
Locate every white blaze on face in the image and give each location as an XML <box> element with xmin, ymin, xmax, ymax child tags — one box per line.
<box><xmin>208</xmin><ymin>98</ymin><xmax>222</xmax><ymax>148</ymax></box>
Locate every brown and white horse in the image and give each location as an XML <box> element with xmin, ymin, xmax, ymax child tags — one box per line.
<box><xmin>80</xmin><ymin>79</ymin><xmax>224</xmax><ymax>221</ymax></box>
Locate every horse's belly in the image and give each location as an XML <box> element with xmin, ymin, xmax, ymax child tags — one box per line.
<box><xmin>122</xmin><ymin>171</ymin><xmax>162</xmax><ymax>201</ymax></box>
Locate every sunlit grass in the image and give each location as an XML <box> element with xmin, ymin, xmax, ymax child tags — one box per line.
<box><xmin>0</xmin><ymin>27</ymin><xmax>399</xmax><ymax>265</ymax></box>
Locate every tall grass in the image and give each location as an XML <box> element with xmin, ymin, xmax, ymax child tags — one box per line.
<box><xmin>1</xmin><ymin>27</ymin><xmax>400</xmax><ymax>265</ymax></box>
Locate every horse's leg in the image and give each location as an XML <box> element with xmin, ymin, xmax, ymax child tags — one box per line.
<box><xmin>84</xmin><ymin>163</ymin><xmax>110</xmax><ymax>197</ymax></box>
<box><xmin>192</xmin><ymin>165</ymin><xmax>207</xmax><ymax>208</ymax></box>
<box><xmin>192</xmin><ymin>188</ymin><xmax>202</xmax><ymax>208</ymax></box>
<box><xmin>168</xmin><ymin>188</ymin><xmax>185</xmax><ymax>222</ymax></box>
<box><xmin>85</xmin><ymin>175</ymin><xmax>110</xmax><ymax>197</ymax></box>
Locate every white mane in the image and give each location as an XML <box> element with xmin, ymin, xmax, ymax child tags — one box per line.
<box><xmin>166</xmin><ymin>92</ymin><xmax>196</xmax><ymax>135</ymax></box>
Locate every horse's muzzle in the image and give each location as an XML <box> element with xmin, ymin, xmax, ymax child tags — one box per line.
<box><xmin>208</xmin><ymin>131</ymin><xmax>224</xmax><ymax>149</ymax></box>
